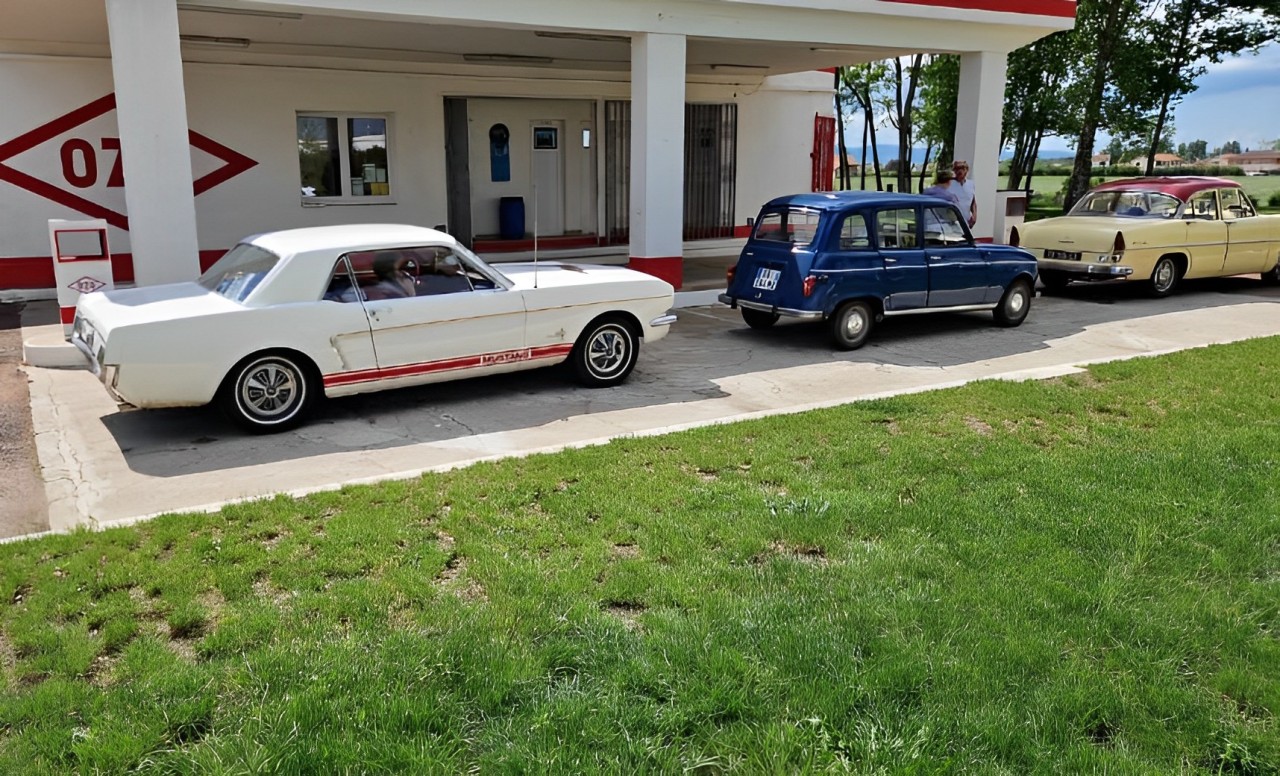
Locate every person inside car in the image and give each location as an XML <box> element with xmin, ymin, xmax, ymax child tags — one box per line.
<box><xmin>365</xmin><ymin>252</ymin><xmax>417</xmax><ymax>299</ymax></box>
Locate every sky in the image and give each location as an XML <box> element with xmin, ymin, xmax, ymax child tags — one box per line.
<box><xmin>1038</xmin><ymin>42</ymin><xmax>1280</xmax><ymax>155</ymax></box>
<box><xmin>839</xmin><ymin>42</ymin><xmax>1280</xmax><ymax>159</ymax></box>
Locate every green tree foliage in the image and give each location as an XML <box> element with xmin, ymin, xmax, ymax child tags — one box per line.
<box><xmin>1003</xmin><ymin>32</ymin><xmax>1074</xmax><ymax>191</ymax></box>
<box><xmin>838</xmin><ymin>62</ymin><xmax>890</xmax><ymax>191</ymax></box>
<box><xmin>916</xmin><ymin>54</ymin><xmax>960</xmax><ymax>188</ymax></box>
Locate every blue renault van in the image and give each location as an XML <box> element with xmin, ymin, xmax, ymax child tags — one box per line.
<box><xmin>719</xmin><ymin>192</ymin><xmax>1038</xmax><ymax>350</ymax></box>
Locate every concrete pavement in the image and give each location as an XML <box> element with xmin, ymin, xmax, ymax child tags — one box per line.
<box><xmin>15</xmin><ymin>277</ymin><xmax>1280</xmax><ymax>537</ymax></box>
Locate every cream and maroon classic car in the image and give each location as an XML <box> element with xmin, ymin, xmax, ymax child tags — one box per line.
<box><xmin>72</xmin><ymin>224</ymin><xmax>676</xmax><ymax>432</ymax></box>
<box><xmin>1012</xmin><ymin>177</ymin><xmax>1280</xmax><ymax>296</ymax></box>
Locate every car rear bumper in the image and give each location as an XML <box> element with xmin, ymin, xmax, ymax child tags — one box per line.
<box><xmin>1038</xmin><ymin>258</ymin><xmax>1134</xmax><ymax>278</ymax></box>
<box><xmin>717</xmin><ymin>294</ymin><xmax>825</xmax><ymax>320</ymax></box>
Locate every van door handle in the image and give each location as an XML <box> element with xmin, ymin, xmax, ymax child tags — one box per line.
<box><xmin>883</xmin><ymin>257</ymin><xmax>898</xmax><ymax>264</ymax></box>
<box><xmin>928</xmin><ymin>254</ymin><xmax>943</xmax><ymax>261</ymax></box>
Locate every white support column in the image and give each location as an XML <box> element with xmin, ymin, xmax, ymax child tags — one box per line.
<box><xmin>105</xmin><ymin>0</ymin><xmax>200</xmax><ymax>285</ymax></box>
<box><xmin>629</xmin><ymin>33</ymin><xmax>686</xmax><ymax>288</ymax></box>
<box><xmin>953</xmin><ymin>50</ymin><xmax>1007</xmax><ymax>242</ymax></box>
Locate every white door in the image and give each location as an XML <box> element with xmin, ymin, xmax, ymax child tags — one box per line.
<box><xmin>531</xmin><ymin>121</ymin><xmax>565</xmax><ymax>236</ymax></box>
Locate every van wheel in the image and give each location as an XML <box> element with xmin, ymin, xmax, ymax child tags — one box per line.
<box><xmin>1149</xmin><ymin>256</ymin><xmax>1180</xmax><ymax>297</ymax></box>
<box><xmin>830</xmin><ymin>301</ymin><xmax>873</xmax><ymax>351</ymax></box>
<box><xmin>219</xmin><ymin>352</ymin><xmax>315</xmax><ymax>433</ymax></box>
<box><xmin>571</xmin><ymin>316</ymin><xmax>639</xmax><ymax>387</ymax></box>
<box><xmin>742</xmin><ymin>308</ymin><xmax>780</xmax><ymax>330</ymax></box>
<box><xmin>993</xmin><ymin>279</ymin><xmax>1032</xmax><ymax>327</ymax></box>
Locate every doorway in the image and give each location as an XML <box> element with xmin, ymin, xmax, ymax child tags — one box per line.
<box><xmin>530</xmin><ymin>121</ymin><xmax>565</xmax><ymax>236</ymax></box>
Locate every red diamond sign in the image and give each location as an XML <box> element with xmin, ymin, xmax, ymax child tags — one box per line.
<box><xmin>68</xmin><ymin>276</ymin><xmax>107</xmax><ymax>294</ymax></box>
<box><xmin>0</xmin><ymin>94</ymin><xmax>257</xmax><ymax>231</ymax></box>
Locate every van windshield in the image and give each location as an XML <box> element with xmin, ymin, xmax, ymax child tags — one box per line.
<box><xmin>752</xmin><ymin>207</ymin><xmax>823</xmax><ymax>246</ymax></box>
<box><xmin>197</xmin><ymin>244</ymin><xmax>281</xmax><ymax>302</ymax></box>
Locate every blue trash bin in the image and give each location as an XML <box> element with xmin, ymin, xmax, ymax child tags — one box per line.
<box><xmin>499</xmin><ymin>196</ymin><xmax>525</xmax><ymax>240</ymax></box>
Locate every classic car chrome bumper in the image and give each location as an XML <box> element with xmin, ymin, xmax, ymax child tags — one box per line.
<box><xmin>70</xmin><ymin>318</ymin><xmax>127</xmax><ymax>404</ymax></box>
<box><xmin>649</xmin><ymin>313</ymin><xmax>678</xmax><ymax>327</ymax></box>
<box><xmin>717</xmin><ymin>294</ymin><xmax>825</xmax><ymax>321</ymax></box>
<box><xmin>1038</xmin><ymin>258</ymin><xmax>1134</xmax><ymax>277</ymax></box>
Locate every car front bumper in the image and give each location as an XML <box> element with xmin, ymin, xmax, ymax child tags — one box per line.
<box><xmin>717</xmin><ymin>293</ymin><xmax>825</xmax><ymax>320</ymax></box>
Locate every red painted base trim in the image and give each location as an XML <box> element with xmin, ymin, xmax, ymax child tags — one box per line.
<box><xmin>324</xmin><ymin>344</ymin><xmax>574</xmax><ymax>389</ymax></box>
<box><xmin>0</xmin><ymin>249</ymin><xmax>227</xmax><ymax>290</ymax></box>
<box><xmin>733</xmin><ymin>225</ymin><xmax>753</xmax><ymax>239</ymax></box>
<box><xmin>60</xmin><ymin>307</ymin><xmax>75</xmax><ymax>325</ymax></box>
<box><xmin>976</xmin><ymin>237</ymin><xmax>995</xmax><ymax>244</ymax></box>
<box><xmin>881</xmin><ymin>0</ymin><xmax>1076</xmax><ymax>17</ymax></box>
<box><xmin>472</xmin><ymin>234</ymin><xmax>602</xmax><ymax>253</ymax></box>
<box><xmin>629</xmin><ymin>256</ymin><xmax>683</xmax><ymax>290</ymax></box>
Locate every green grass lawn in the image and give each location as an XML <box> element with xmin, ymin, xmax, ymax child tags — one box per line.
<box><xmin>3</xmin><ymin>338</ymin><xmax>1279</xmax><ymax>773</ymax></box>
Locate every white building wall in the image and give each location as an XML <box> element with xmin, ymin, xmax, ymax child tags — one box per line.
<box><xmin>0</xmin><ymin>56</ymin><xmax>830</xmax><ymax>271</ymax></box>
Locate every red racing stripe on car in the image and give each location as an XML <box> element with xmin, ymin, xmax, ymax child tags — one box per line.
<box><xmin>323</xmin><ymin>344</ymin><xmax>574</xmax><ymax>388</ymax></box>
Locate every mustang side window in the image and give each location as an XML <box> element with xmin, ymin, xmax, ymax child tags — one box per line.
<box><xmin>874</xmin><ymin>209</ymin><xmax>917</xmax><ymax>249</ymax></box>
<box><xmin>323</xmin><ymin>257</ymin><xmax>361</xmax><ymax>303</ymax></box>
<box><xmin>923</xmin><ymin>206</ymin><xmax>968</xmax><ymax>246</ymax></box>
<box><xmin>838</xmin><ymin>214</ymin><xmax>871</xmax><ymax>250</ymax></box>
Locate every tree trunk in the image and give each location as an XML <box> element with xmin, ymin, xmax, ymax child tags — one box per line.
<box><xmin>1065</xmin><ymin>1</ymin><xmax>1128</xmax><ymax>212</ymax></box>
<box><xmin>1144</xmin><ymin>7</ymin><xmax>1194</xmax><ymax>176</ymax></box>
<box><xmin>834</xmin><ymin>69</ymin><xmax>850</xmax><ymax>189</ymax></box>
<box><xmin>860</xmin><ymin>112</ymin><xmax>869</xmax><ymax>191</ymax></box>
<box><xmin>918</xmin><ymin>144</ymin><xmax>933</xmax><ymax>192</ymax></box>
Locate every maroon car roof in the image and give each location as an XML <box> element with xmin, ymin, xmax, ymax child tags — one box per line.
<box><xmin>1090</xmin><ymin>176</ymin><xmax>1240</xmax><ymax>201</ymax></box>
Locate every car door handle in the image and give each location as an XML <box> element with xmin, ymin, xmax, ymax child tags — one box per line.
<box><xmin>928</xmin><ymin>254</ymin><xmax>943</xmax><ymax>261</ymax></box>
<box><xmin>884</xmin><ymin>257</ymin><xmax>898</xmax><ymax>264</ymax></box>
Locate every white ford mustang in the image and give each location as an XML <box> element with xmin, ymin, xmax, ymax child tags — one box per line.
<box><xmin>72</xmin><ymin>224</ymin><xmax>676</xmax><ymax>432</ymax></box>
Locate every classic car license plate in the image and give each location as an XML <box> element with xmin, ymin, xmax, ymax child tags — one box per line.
<box><xmin>1043</xmin><ymin>249</ymin><xmax>1081</xmax><ymax>261</ymax></box>
<box><xmin>752</xmin><ymin>267</ymin><xmax>781</xmax><ymax>291</ymax></box>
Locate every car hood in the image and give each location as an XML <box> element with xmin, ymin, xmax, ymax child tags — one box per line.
<box><xmin>1018</xmin><ymin>216</ymin><xmax>1168</xmax><ymax>252</ymax></box>
<box><xmin>499</xmin><ymin>262</ymin><xmax>673</xmax><ymax>296</ymax></box>
<box><xmin>76</xmin><ymin>283</ymin><xmax>243</xmax><ymax>338</ymax></box>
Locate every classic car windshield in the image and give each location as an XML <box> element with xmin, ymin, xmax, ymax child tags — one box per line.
<box><xmin>1068</xmin><ymin>190</ymin><xmax>1181</xmax><ymax>219</ymax></box>
<box><xmin>197</xmin><ymin>244</ymin><xmax>281</xmax><ymax>302</ymax></box>
<box><xmin>753</xmin><ymin>208</ymin><xmax>822</xmax><ymax>246</ymax></box>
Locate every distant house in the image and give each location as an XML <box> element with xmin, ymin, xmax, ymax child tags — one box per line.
<box><xmin>1092</xmin><ymin>153</ymin><xmax>1111</xmax><ymax>168</ymax></box>
<box><xmin>1216</xmin><ymin>150</ymin><xmax>1280</xmax><ymax>174</ymax></box>
<box><xmin>1152</xmin><ymin>153</ymin><xmax>1184</xmax><ymax>169</ymax></box>
<box><xmin>833</xmin><ymin>154</ymin><xmax>862</xmax><ymax>179</ymax></box>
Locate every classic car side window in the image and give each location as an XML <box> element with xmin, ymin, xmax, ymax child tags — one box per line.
<box><xmin>874</xmin><ymin>209</ymin><xmax>918</xmax><ymax>250</ymax></box>
<box><xmin>838</xmin><ymin>214</ymin><xmax>871</xmax><ymax>250</ymax></box>
<box><xmin>1187</xmin><ymin>191</ymin><xmax>1219</xmax><ymax>220</ymax></box>
<box><xmin>323</xmin><ymin>257</ymin><xmax>362</xmax><ymax>303</ymax></box>
<box><xmin>922</xmin><ymin>206</ymin><xmax>968</xmax><ymax>246</ymax></box>
<box><xmin>412</xmin><ymin>247</ymin><xmax>476</xmax><ymax>296</ymax></box>
<box><xmin>1220</xmin><ymin>188</ymin><xmax>1255</xmax><ymax>220</ymax></box>
<box><xmin>345</xmin><ymin>248</ymin><xmax>422</xmax><ymax>301</ymax></box>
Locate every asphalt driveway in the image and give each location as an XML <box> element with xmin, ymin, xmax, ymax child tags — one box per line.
<box><xmin>15</xmin><ymin>275</ymin><xmax>1280</xmax><ymax>536</ymax></box>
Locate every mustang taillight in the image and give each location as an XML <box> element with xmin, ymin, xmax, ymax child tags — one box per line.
<box><xmin>1009</xmin><ymin>225</ymin><xmax>1020</xmax><ymax>247</ymax></box>
<box><xmin>802</xmin><ymin>275</ymin><xmax>818</xmax><ymax>297</ymax></box>
<box><xmin>726</xmin><ymin>266</ymin><xmax>736</xmax><ymax>285</ymax></box>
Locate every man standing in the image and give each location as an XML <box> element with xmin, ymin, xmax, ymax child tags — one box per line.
<box><xmin>948</xmin><ymin>160</ymin><xmax>977</xmax><ymax>227</ymax></box>
<box><xmin>921</xmin><ymin>168</ymin><xmax>959</xmax><ymax>204</ymax></box>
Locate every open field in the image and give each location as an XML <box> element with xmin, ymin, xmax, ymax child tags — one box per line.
<box><xmin>2</xmin><ymin>337</ymin><xmax>1278</xmax><ymax>772</ymax></box>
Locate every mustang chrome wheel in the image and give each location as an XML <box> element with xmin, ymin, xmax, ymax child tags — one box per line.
<box><xmin>572</xmin><ymin>317</ymin><xmax>639</xmax><ymax>386</ymax></box>
<box><xmin>221</xmin><ymin>353</ymin><xmax>314</xmax><ymax>432</ymax></box>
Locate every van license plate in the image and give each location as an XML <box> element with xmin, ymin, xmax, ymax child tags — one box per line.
<box><xmin>752</xmin><ymin>268</ymin><xmax>781</xmax><ymax>291</ymax></box>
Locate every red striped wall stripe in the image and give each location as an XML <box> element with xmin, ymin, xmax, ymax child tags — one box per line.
<box><xmin>1</xmin><ymin>250</ymin><xmax>227</xmax><ymax>290</ymax></box>
<box><xmin>881</xmin><ymin>0</ymin><xmax>1076</xmax><ymax>18</ymax></box>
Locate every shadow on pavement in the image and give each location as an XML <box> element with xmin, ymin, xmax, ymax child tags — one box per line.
<box><xmin>101</xmin><ymin>276</ymin><xmax>1280</xmax><ymax>478</ymax></box>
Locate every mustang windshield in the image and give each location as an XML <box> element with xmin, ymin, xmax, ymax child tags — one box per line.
<box><xmin>1068</xmin><ymin>190</ymin><xmax>1181</xmax><ymax>219</ymax></box>
<box><xmin>197</xmin><ymin>244</ymin><xmax>281</xmax><ymax>302</ymax></box>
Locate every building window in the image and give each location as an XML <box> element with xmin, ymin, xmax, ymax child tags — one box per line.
<box><xmin>297</xmin><ymin>114</ymin><xmax>391</xmax><ymax>200</ymax></box>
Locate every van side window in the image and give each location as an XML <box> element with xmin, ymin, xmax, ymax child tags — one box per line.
<box><xmin>838</xmin><ymin>214</ymin><xmax>871</xmax><ymax>249</ymax></box>
<box><xmin>874</xmin><ymin>209</ymin><xmax>917</xmax><ymax>249</ymax></box>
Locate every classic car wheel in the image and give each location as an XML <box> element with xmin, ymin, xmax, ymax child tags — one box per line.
<box><xmin>1038</xmin><ymin>270</ymin><xmax>1070</xmax><ymax>293</ymax></box>
<box><xmin>1261</xmin><ymin>263</ymin><xmax>1280</xmax><ymax>286</ymax></box>
<box><xmin>220</xmin><ymin>352</ymin><xmax>314</xmax><ymax>432</ymax></box>
<box><xmin>572</xmin><ymin>316</ymin><xmax>639</xmax><ymax>387</ymax></box>
<box><xmin>830</xmin><ymin>301</ymin><xmax>873</xmax><ymax>351</ymax></box>
<box><xmin>742</xmin><ymin>308</ymin><xmax>780</xmax><ymax>330</ymax></box>
<box><xmin>993</xmin><ymin>279</ymin><xmax>1033</xmax><ymax>327</ymax></box>
<box><xmin>1149</xmin><ymin>256</ymin><xmax>1180</xmax><ymax>297</ymax></box>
